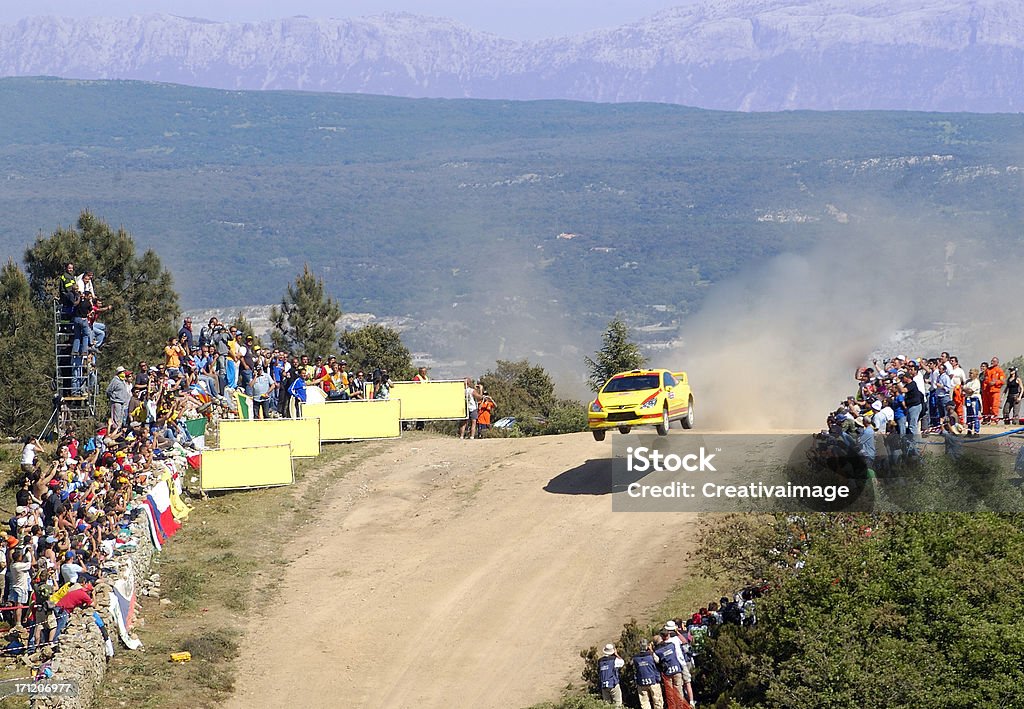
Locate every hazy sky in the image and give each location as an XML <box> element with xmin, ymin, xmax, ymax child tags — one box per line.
<box><xmin>0</xmin><ymin>1</ymin><xmax>686</xmax><ymax>39</ymax></box>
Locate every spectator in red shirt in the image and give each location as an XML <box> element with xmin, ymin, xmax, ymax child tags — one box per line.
<box><xmin>53</xmin><ymin>582</ymin><xmax>94</xmax><ymax>646</ymax></box>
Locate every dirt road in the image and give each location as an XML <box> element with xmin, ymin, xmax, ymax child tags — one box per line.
<box><xmin>227</xmin><ymin>432</ymin><xmax>703</xmax><ymax>709</ymax></box>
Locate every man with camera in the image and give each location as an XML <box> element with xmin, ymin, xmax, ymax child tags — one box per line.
<box><xmin>459</xmin><ymin>378</ymin><xmax>483</xmax><ymax>440</ymax></box>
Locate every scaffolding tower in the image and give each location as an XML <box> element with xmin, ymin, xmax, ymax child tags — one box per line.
<box><xmin>40</xmin><ymin>300</ymin><xmax>99</xmax><ymax>440</ymax></box>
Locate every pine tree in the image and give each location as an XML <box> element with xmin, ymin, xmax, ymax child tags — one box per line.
<box><xmin>230</xmin><ymin>311</ymin><xmax>257</xmax><ymax>341</ymax></box>
<box><xmin>270</xmin><ymin>265</ymin><xmax>341</xmax><ymax>357</ymax></box>
<box><xmin>479</xmin><ymin>359</ymin><xmax>556</xmax><ymax>417</ymax></box>
<box><xmin>14</xmin><ymin>211</ymin><xmax>180</xmax><ymax>436</ymax></box>
<box><xmin>338</xmin><ymin>323</ymin><xmax>413</xmax><ymax>377</ymax></box>
<box><xmin>584</xmin><ymin>316</ymin><xmax>647</xmax><ymax>391</ymax></box>
<box><xmin>23</xmin><ymin>210</ymin><xmax>180</xmax><ymax>378</ymax></box>
<box><xmin>0</xmin><ymin>260</ymin><xmax>54</xmax><ymax>435</ymax></box>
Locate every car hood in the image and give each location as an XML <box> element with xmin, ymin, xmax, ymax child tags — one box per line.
<box><xmin>598</xmin><ymin>389</ymin><xmax>658</xmax><ymax>408</ymax></box>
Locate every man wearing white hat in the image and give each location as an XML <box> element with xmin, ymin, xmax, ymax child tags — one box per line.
<box><xmin>105</xmin><ymin>366</ymin><xmax>132</xmax><ymax>433</ymax></box>
<box><xmin>597</xmin><ymin>643</ymin><xmax>624</xmax><ymax>705</ymax></box>
<box><xmin>656</xmin><ymin>625</ymin><xmax>694</xmax><ymax>706</ymax></box>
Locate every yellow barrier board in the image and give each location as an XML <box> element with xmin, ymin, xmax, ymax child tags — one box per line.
<box><xmin>305</xmin><ymin>399</ymin><xmax>402</xmax><ymax>441</ymax></box>
<box><xmin>390</xmin><ymin>380</ymin><xmax>468</xmax><ymax>420</ymax></box>
<box><xmin>218</xmin><ymin>418</ymin><xmax>322</xmax><ymax>458</ymax></box>
<box><xmin>200</xmin><ymin>444</ymin><xmax>294</xmax><ymax>491</ymax></box>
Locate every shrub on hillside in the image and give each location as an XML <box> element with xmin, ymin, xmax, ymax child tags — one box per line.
<box><xmin>543</xmin><ymin>400</ymin><xmax>588</xmax><ymax>435</ymax></box>
<box><xmin>700</xmin><ymin>512</ymin><xmax>1024</xmax><ymax>707</ymax></box>
<box><xmin>479</xmin><ymin>359</ymin><xmax>587</xmax><ymax>437</ymax></box>
<box><xmin>526</xmin><ymin>694</ymin><xmax>613</xmax><ymax>709</ymax></box>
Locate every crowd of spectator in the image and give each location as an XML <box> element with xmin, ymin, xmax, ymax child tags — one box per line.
<box><xmin>833</xmin><ymin>352</ymin><xmax>1019</xmax><ymax>438</ymax></box>
<box><xmin>3</xmin><ymin>423</ymin><xmax>162</xmax><ymax>659</ymax></box>
<box><xmin>812</xmin><ymin>352</ymin><xmax>1024</xmax><ymax>473</ymax></box>
<box><xmin>597</xmin><ymin>585</ymin><xmax>765</xmax><ymax>708</ymax></box>
<box><xmin>13</xmin><ymin>264</ymin><xmax>495</xmax><ymax>669</ymax></box>
<box><xmin>98</xmin><ymin>312</ymin><xmax>415</xmax><ymax>436</ymax></box>
<box><xmin>122</xmin><ymin>315</ymin><xmax>405</xmax><ymax>425</ymax></box>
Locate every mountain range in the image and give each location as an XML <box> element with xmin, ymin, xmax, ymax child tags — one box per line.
<box><xmin>1</xmin><ymin>0</ymin><xmax>1023</xmax><ymax>111</ymax></box>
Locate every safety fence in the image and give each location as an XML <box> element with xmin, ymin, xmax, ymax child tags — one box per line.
<box><xmin>194</xmin><ymin>380</ymin><xmax>467</xmax><ymax>491</ymax></box>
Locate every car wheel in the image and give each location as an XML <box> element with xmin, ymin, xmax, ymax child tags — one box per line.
<box><xmin>656</xmin><ymin>406</ymin><xmax>669</xmax><ymax>436</ymax></box>
<box><xmin>617</xmin><ymin>425</ymin><xmax>631</xmax><ymax>434</ymax></box>
<box><xmin>592</xmin><ymin>430</ymin><xmax>606</xmax><ymax>442</ymax></box>
<box><xmin>681</xmin><ymin>398</ymin><xmax>694</xmax><ymax>429</ymax></box>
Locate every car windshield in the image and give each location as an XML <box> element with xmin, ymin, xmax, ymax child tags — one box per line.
<box><xmin>602</xmin><ymin>375</ymin><xmax>659</xmax><ymax>393</ymax></box>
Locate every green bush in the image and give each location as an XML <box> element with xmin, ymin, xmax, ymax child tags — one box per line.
<box><xmin>479</xmin><ymin>360</ymin><xmax>587</xmax><ymax>437</ymax></box>
<box><xmin>543</xmin><ymin>400</ymin><xmax>588</xmax><ymax>435</ymax></box>
<box><xmin>699</xmin><ymin>512</ymin><xmax>1024</xmax><ymax>708</ymax></box>
<box><xmin>526</xmin><ymin>694</ymin><xmax>612</xmax><ymax>709</ymax></box>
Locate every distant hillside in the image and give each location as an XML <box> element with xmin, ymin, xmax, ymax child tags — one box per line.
<box><xmin>1</xmin><ymin>1</ymin><xmax>1023</xmax><ymax>111</ymax></box>
<box><xmin>0</xmin><ymin>77</ymin><xmax>1022</xmax><ymax>371</ymax></box>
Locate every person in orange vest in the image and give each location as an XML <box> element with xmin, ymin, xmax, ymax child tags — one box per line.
<box><xmin>476</xmin><ymin>392</ymin><xmax>496</xmax><ymax>438</ymax></box>
<box><xmin>985</xmin><ymin>357</ymin><xmax>1006</xmax><ymax>423</ymax></box>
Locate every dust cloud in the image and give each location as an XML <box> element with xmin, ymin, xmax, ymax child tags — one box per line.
<box><xmin>668</xmin><ymin>209</ymin><xmax>1024</xmax><ymax>431</ymax></box>
<box><xmin>434</xmin><ymin>229</ymin><xmax>589</xmax><ymax>398</ymax></box>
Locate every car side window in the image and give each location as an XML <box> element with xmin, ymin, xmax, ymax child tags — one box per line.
<box><xmin>663</xmin><ymin>372</ymin><xmax>676</xmax><ymax>388</ymax></box>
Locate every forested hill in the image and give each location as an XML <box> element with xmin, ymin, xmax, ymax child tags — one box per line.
<box><xmin>1</xmin><ymin>77</ymin><xmax>1022</xmax><ymax>360</ymax></box>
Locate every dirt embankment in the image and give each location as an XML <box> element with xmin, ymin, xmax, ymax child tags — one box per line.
<box><xmin>226</xmin><ymin>432</ymin><xmax>704</xmax><ymax>709</ymax></box>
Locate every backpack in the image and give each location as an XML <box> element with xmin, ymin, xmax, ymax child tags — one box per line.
<box><xmin>723</xmin><ymin>602</ymin><xmax>743</xmax><ymax>625</ymax></box>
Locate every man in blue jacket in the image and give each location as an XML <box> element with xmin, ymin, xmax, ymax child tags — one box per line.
<box><xmin>288</xmin><ymin>368</ymin><xmax>307</xmax><ymax>419</ymax></box>
<box><xmin>632</xmin><ymin>640</ymin><xmax>663</xmax><ymax>709</ymax></box>
<box><xmin>597</xmin><ymin>643</ymin><xmax>624</xmax><ymax>705</ymax></box>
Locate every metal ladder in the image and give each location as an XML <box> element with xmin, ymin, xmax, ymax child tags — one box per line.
<box><xmin>42</xmin><ymin>300</ymin><xmax>99</xmax><ymax>439</ymax></box>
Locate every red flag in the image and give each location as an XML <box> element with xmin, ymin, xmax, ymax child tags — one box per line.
<box><xmin>661</xmin><ymin>674</ymin><xmax>691</xmax><ymax>709</ymax></box>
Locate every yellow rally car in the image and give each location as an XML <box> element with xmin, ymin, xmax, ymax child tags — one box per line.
<box><xmin>588</xmin><ymin>368</ymin><xmax>694</xmax><ymax>441</ymax></box>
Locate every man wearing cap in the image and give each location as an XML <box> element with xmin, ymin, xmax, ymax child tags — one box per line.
<box><xmin>60</xmin><ymin>551</ymin><xmax>86</xmax><ymax>586</ymax></box>
<box><xmin>597</xmin><ymin>643</ymin><xmax>625</xmax><ymax>705</ymax></box>
<box><xmin>53</xmin><ymin>582</ymin><xmax>94</xmax><ymax>645</ymax></box>
<box><xmin>178</xmin><ymin>317</ymin><xmax>194</xmax><ymax>351</ymax></box>
<box><xmin>632</xmin><ymin>640</ymin><xmax>663</xmax><ymax>709</ymax></box>
<box><xmin>106</xmin><ymin>367</ymin><xmax>132</xmax><ymax>433</ymax></box>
